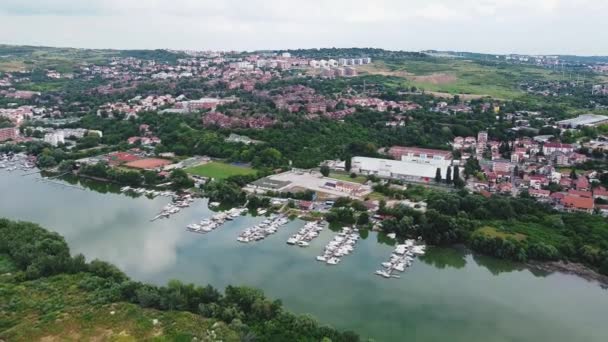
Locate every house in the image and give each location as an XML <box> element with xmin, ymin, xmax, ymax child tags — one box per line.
<box><xmin>0</xmin><ymin>127</ymin><xmax>19</xmax><ymax>142</ymax></box>
<box><xmin>567</xmin><ymin>189</ymin><xmax>592</xmax><ymax>198</ymax></box>
<box><xmin>529</xmin><ymin>189</ymin><xmax>551</xmax><ymax>199</ymax></box>
<box><xmin>574</xmin><ymin>177</ymin><xmax>590</xmax><ymax>191</ymax></box>
<box><xmin>561</xmin><ymin>195</ymin><xmax>594</xmax><ymax>214</ymax></box>
<box><xmin>298</xmin><ymin>200</ymin><xmax>314</xmax><ymax>211</ymax></box>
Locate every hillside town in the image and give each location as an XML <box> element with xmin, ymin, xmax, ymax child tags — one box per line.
<box><xmin>0</xmin><ymin>47</ymin><xmax>607</xmax><ymax>224</ymax></box>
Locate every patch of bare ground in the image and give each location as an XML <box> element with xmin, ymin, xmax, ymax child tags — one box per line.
<box><xmin>411</xmin><ymin>73</ymin><xmax>457</xmax><ymax>85</ymax></box>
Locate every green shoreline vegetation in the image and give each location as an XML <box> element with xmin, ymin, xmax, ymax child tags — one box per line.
<box><xmin>373</xmin><ymin>186</ymin><xmax>608</xmax><ymax>276</ymax></box>
<box><xmin>0</xmin><ymin>218</ymin><xmax>362</xmax><ymax>342</ymax></box>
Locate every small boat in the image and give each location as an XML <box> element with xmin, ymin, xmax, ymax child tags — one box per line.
<box><xmin>326</xmin><ymin>257</ymin><xmax>340</xmax><ymax>265</ymax></box>
<box><xmin>316</xmin><ymin>256</ymin><xmax>326</xmax><ymax>262</ymax></box>
<box><xmin>375</xmin><ymin>270</ymin><xmax>391</xmax><ymax>278</ymax></box>
<box><xmin>287</xmin><ymin>238</ymin><xmax>297</xmax><ymax>245</ymax></box>
<box><xmin>297</xmin><ymin>241</ymin><xmax>309</xmax><ymax>247</ymax></box>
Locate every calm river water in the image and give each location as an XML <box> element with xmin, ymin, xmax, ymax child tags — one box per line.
<box><xmin>1</xmin><ymin>170</ymin><xmax>607</xmax><ymax>341</ymax></box>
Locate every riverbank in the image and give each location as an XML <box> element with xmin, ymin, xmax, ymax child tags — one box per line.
<box><xmin>528</xmin><ymin>260</ymin><xmax>608</xmax><ymax>288</ymax></box>
<box><xmin>2</xmin><ymin>169</ymin><xmax>608</xmax><ymax>341</ymax></box>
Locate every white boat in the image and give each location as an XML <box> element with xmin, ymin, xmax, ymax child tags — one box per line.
<box><xmin>297</xmin><ymin>241</ymin><xmax>310</xmax><ymax>247</ymax></box>
<box><xmin>257</xmin><ymin>209</ymin><xmax>267</xmax><ymax>215</ymax></box>
<box><xmin>326</xmin><ymin>257</ymin><xmax>340</xmax><ymax>265</ymax></box>
<box><xmin>287</xmin><ymin>238</ymin><xmax>297</xmax><ymax>245</ymax></box>
<box><xmin>375</xmin><ymin>270</ymin><xmax>391</xmax><ymax>278</ymax></box>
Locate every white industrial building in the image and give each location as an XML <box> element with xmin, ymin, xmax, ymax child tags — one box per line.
<box><xmin>352</xmin><ymin>156</ymin><xmax>452</xmax><ymax>182</ymax></box>
<box><xmin>556</xmin><ymin>114</ymin><xmax>608</xmax><ymax>129</ymax></box>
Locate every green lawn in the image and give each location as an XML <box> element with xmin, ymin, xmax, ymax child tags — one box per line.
<box><xmin>185</xmin><ymin>162</ymin><xmax>257</xmax><ymax>179</ymax></box>
<box><xmin>329</xmin><ymin>172</ymin><xmax>367</xmax><ymax>184</ymax></box>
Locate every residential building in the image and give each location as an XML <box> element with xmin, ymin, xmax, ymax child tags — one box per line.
<box><xmin>543</xmin><ymin>142</ymin><xmax>574</xmax><ymax>155</ymax></box>
<box><xmin>0</xmin><ymin>127</ymin><xmax>18</xmax><ymax>142</ymax></box>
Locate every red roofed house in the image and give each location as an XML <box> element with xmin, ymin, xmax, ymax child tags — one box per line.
<box><xmin>567</xmin><ymin>189</ymin><xmax>593</xmax><ymax>198</ymax></box>
<box><xmin>561</xmin><ymin>195</ymin><xmax>594</xmax><ymax>214</ymax></box>
<box><xmin>574</xmin><ymin>177</ymin><xmax>590</xmax><ymax>191</ymax></box>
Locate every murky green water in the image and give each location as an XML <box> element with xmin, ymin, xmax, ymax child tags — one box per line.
<box><xmin>1</xmin><ymin>170</ymin><xmax>607</xmax><ymax>341</ymax></box>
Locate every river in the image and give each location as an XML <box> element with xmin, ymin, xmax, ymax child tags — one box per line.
<box><xmin>1</xmin><ymin>169</ymin><xmax>607</xmax><ymax>341</ymax></box>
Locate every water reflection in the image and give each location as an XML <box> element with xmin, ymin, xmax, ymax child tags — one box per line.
<box><xmin>419</xmin><ymin>246</ymin><xmax>467</xmax><ymax>270</ymax></box>
<box><xmin>2</xmin><ymin>169</ymin><xmax>608</xmax><ymax>342</ymax></box>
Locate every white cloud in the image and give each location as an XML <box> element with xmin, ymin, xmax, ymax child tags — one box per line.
<box><xmin>0</xmin><ymin>0</ymin><xmax>606</xmax><ymax>54</ymax></box>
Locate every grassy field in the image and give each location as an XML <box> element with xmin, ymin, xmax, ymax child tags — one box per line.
<box><xmin>0</xmin><ymin>273</ymin><xmax>239</xmax><ymax>341</ymax></box>
<box><xmin>186</xmin><ymin>162</ymin><xmax>257</xmax><ymax>179</ymax></box>
<box><xmin>474</xmin><ymin>226</ymin><xmax>527</xmax><ymax>242</ymax></box>
<box><xmin>359</xmin><ymin>58</ymin><xmax>567</xmax><ymax>99</ymax></box>
<box><xmin>329</xmin><ymin>172</ymin><xmax>368</xmax><ymax>184</ymax></box>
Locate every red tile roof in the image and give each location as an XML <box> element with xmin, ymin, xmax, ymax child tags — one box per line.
<box><xmin>562</xmin><ymin>195</ymin><xmax>594</xmax><ymax>210</ymax></box>
<box><xmin>567</xmin><ymin>189</ymin><xmax>593</xmax><ymax>198</ymax></box>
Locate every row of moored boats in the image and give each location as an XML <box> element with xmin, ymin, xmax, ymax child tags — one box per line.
<box><xmin>120</xmin><ymin>186</ymin><xmax>174</xmax><ymax>198</ymax></box>
<box><xmin>151</xmin><ymin>194</ymin><xmax>195</xmax><ymax>221</ymax></box>
<box><xmin>187</xmin><ymin>207</ymin><xmax>247</xmax><ymax>233</ymax></box>
<box><xmin>237</xmin><ymin>215</ymin><xmax>289</xmax><ymax>243</ymax></box>
<box><xmin>375</xmin><ymin>240</ymin><xmax>426</xmax><ymax>279</ymax></box>
<box><xmin>316</xmin><ymin>227</ymin><xmax>360</xmax><ymax>265</ymax></box>
<box><xmin>0</xmin><ymin>153</ymin><xmax>36</xmax><ymax>171</ymax></box>
<box><xmin>287</xmin><ymin>221</ymin><xmax>325</xmax><ymax>247</ymax></box>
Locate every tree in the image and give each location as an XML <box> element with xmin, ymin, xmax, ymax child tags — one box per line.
<box><xmin>345</xmin><ymin>157</ymin><xmax>352</xmax><ymax>172</ymax></box>
<box><xmin>357</xmin><ymin>212</ymin><xmax>370</xmax><ymax>225</ymax></box>
<box><xmin>169</xmin><ymin>169</ymin><xmax>194</xmax><ymax>190</ymax></box>
<box><xmin>445</xmin><ymin>166</ymin><xmax>452</xmax><ymax>184</ymax></box>
<box><xmin>453</xmin><ymin>166</ymin><xmax>460</xmax><ymax>183</ymax></box>
<box><xmin>570</xmin><ymin>169</ymin><xmax>578</xmax><ymax>180</ymax></box>
<box><xmin>320</xmin><ymin>165</ymin><xmax>330</xmax><ymax>177</ymax></box>
<box><xmin>435</xmin><ymin>168</ymin><xmax>442</xmax><ymax>183</ymax></box>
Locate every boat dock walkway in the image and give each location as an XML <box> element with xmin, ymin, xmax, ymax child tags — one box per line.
<box><xmin>237</xmin><ymin>215</ymin><xmax>289</xmax><ymax>243</ymax></box>
<box><xmin>316</xmin><ymin>227</ymin><xmax>360</xmax><ymax>265</ymax></box>
<box><xmin>375</xmin><ymin>240</ymin><xmax>426</xmax><ymax>279</ymax></box>
<box><xmin>187</xmin><ymin>207</ymin><xmax>246</xmax><ymax>234</ymax></box>
<box><xmin>287</xmin><ymin>221</ymin><xmax>324</xmax><ymax>247</ymax></box>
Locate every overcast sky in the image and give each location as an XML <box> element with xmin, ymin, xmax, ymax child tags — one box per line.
<box><xmin>0</xmin><ymin>0</ymin><xmax>605</xmax><ymax>55</ymax></box>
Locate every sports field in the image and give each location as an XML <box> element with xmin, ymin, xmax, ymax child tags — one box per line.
<box><xmin>185</xmin><ymin>162</ymin><xmax>256</xmax><ymax>179</ymax></box>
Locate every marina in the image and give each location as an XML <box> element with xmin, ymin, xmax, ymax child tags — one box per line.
<box><xmin>237</xmin><ymin>214</ymin><xmax>289</xmax><ymax>243</ymax></box>
<box><xmin>2</xmin><ymin>167</ymin><xmax>608</xmax><ymax>342</ymax></box>
<box><xmin>0</xmin><ymin>152</ymin><xmax>36</xmax><ymax>172</ymax></box>
<box><xmin>375</xmin><ymin>240</ymin><xmax>426</xmax><ymax>279</ymax></box>
<box><xmin>287</xmin><ymin>220</ymin><xmax>325</xmax><ymax>247</ymax></box>
<box><xmin>316</xmin><ymin>227</ymin><xmax>360</xmax><ymax>265</ymax></box>
<box><xmin>186</xmin><ymin>207</ymin><xmax>246</xmax><ymax>234</ymax></box>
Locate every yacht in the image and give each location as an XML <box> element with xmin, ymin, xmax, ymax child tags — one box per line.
<box><xmin>297</xmin><ymin>241</ymin><xmax>310</xmax><ymax>247</ymax></box>
<box><xmin>326</xmin><ymin>257</ymin><xmax>340</xmax><ymax>265</ymax></box>
<box><xmin>375</xmin><ymin>270</ymin><xmax>391</xmax><ymax>278</ymax></box>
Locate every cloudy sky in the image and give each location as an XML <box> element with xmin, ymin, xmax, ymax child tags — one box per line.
<box><xmin>0</xmin><ymin>0</ymin><xmax>605</xmax><ymax>55</ymax></box>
